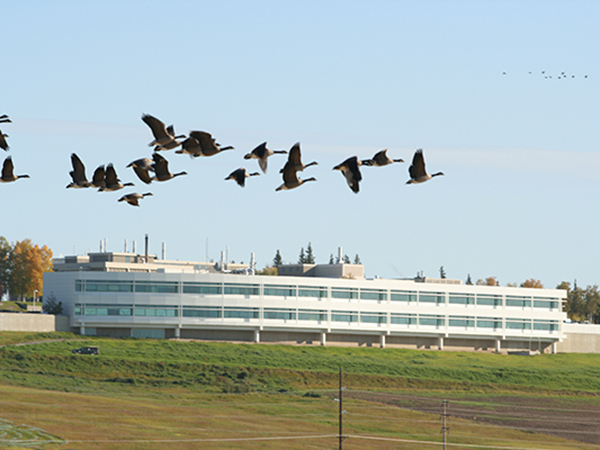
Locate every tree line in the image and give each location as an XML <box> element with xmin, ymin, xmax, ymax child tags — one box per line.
<box><xmin>0</xmin><ymin>237</ymin><xmax>53</xmax><ymax>301</ymax></box>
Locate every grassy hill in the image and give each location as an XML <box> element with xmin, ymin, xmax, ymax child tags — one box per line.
<box><xmin>1</xmin><ymin>332</ymin><xmax>600</xmax><ymax>450</ymax></box>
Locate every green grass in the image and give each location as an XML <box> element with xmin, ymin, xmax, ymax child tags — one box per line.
<box><xmin>1</xmin><ymin>332</ymin><xmax>600</xmax><ymax>395</ymax></box>
<box><xmin>1</xmin><ymin>332</ymin><xmax>600</xmax><ymax>450</ymax></box>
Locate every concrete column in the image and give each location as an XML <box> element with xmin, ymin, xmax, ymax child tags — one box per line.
<box><xmin>380</xmin><ymin>334</ymin><xmax>386</xmax><ymax>348</ymax></box>
<box><xmin>174</xmin><ymin>327</ymin><xmax>180</xmax><ymax>338</ymax></box>
<box><xmin>495</xmin><ymin>339</ymin><xmax>501</xmax><ymax>353</ymax></box>
<box><xmin>80</xmin><ymin>323</ymin><xmax>85</xmax><ymax>335</ymax></box>
<box><xmin>254</xmin><ymin>329</ymin><xmax>260</xmax><ymax>343</ymax></box>
<box><xmin>438</xmin><ymin>337</ymin><xmax>444</xmax><ymax>350</ymax></box>
<box><xmin>552</xmin><ymin>342</ymin><xmax>557</xmax><ymax>354</ymax></box>
<box><xmin>320</xmin><ymin>332</ymin><xmax>326</xmax><ymax>346</ymax></box>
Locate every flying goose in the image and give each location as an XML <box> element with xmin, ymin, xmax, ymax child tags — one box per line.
<box><xmin>89</xmin><ymin>165</ymin><xmax>106</xmax><ymax>189</ymax></box>
<box><xmin>152</xmin><ymin>153</ymin><xmax>187</xmax><ymax>182</ymax></box>
<box><xmin>99</xmin><ymin>164</ymin><xmax>134</xmax><ymax>192</ymax></box>
<box><xmin>362</xmin><ymin>149</ymin><xmax>404</xmax><ymax>167</ymax></box>
<box><xmin>0</xmin><ymin>130</ymin><xmax>9</xmax><ymax>151</ymax></box>
<box><xmin>0</xmin><ymin>115</ymin><xmax>10</xmax><ymax>123</ymax></box>
<box><xmin>0</xmin><ymin>156</ymin><xmax>29</xmax><ymax>183</ymax></box>
<box><xmin>225</xmin><ymin>167</ymin><xmax>260</xmax><ymax>187</ymax></box>
<box><xmin>333</xmin><ymin>156</ymin><xmax>362</xmax><ymax>193</ymax></box>
<box><xmin>176</xmin><ymin>130</ymin><xmax>233</xmax><ymax>157</ymax></box>
<box><xmin>66</xmin><ymin>153</ymin><xmax>91</xmax><ymax>188</ymax></box>
<box><xmin>142</xmin><ymin>114</ymin><xmax>186</xmax><ymax>151</ymax></box>
<box><xmin>118</xmin><ymin>192</ymin><xmax>153</xmax><ymax>207</ymax></box>
<box><xmin>279</xmin><ymin>143</ymin><xmax>317</xmax><ymax>173</ymax></box>
<box><xmin>127</xmin><ymin>157</ymin><xmax>155</xmax><ymax>185</ymax></box>
<box><xmin>243</xmin><ymin>142</ymin><xmax>287</xmax><ymax>173</ymax></box>
<box><xmin>276</xmin><ymin>159</ymin><xmax>316</xmax><ymax>191</ymax></box>
<box><xmin>406</xmin><ymin>149</ymin><xmax>444</xmax><ymax>184</ymax></box>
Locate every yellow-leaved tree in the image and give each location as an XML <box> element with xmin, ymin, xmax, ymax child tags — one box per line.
<box><xmin>8</xmin><ymin>239</ymin><xmax>53</xmax><ymax>300</ymax></box>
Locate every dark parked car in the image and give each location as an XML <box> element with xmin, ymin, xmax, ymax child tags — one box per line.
<box><xmin>72</xmin><ymin>346</ymin><xmax>99</xmax><ymax>355</ymax></box>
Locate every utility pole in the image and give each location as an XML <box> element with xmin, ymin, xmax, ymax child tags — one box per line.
<box><xmin>339</xmin><ymin>366</ymin><xmax>344</xmax><ymax>450</ymax></box>
<box><xmin>441</xmin><ymin>400</ymin><xmax>449</xmax><ymax>450</ymax></box>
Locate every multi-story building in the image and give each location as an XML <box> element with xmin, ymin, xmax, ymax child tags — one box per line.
<box><xmin>44</xmin><ymin>252</ymin><xmax>567</xmax><ymax>353</ymax></box>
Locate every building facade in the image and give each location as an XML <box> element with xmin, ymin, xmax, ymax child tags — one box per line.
<box><xmin>43</xmin><ymin>252</ymin><xmax>567</xmax><ymax>353</ymax></box>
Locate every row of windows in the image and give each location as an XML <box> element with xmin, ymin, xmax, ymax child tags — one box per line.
<box><xmin>74</xmin><ymin>280</ymin><xmax>560</xmax><ymax>309</ymax></box>
<box><xmin>73</xmin><ymin>304</ymin><xmax>558</xmax><ymax>331</ymax></box>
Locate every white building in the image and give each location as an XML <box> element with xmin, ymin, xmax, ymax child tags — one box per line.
<box><xmin>43</xmin><ymin>252</ymin><xmax>567</xmax><ymax>353</ymax></box>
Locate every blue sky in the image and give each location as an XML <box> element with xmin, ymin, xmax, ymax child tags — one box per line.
<box><xmin>1</xmin><ymin>1</ymin><xmax>599</xmax><ymax>288</ymax></box>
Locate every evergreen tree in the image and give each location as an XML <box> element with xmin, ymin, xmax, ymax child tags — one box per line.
<box><xmin>329</xmin><ymin>254</ymin><xmax>334</xmax><ymax>264</ymax></box>
<box><xmin>440</xmin><ymin>266</ymin><xmax>446</xmax><ymax>279</ymax></box>
<box><xmin>298</xmin><ymin>247</ymin><xmax>306</xmax><ymax>264</ymax></box>
<box><xmin>466</xmin><ymin>274</ymin><xmax>473</xmax><ymax>285</ymax></box>
<box><xmin>353</xmin><ymin>254</ymin><xmax>361</xmax><ymax>264</ymax></box>
<box><xmin>273</xmin><ymin>249</ymin><xmax>282</xmax><ymax>266</ymax></box>
<box><xmin>305</xmin><ymin>242</ymin><xmax>315</xmax><ymax>264</ymax></box>
<box><xmin>343</xmin><ymin>254</ymin><xmax>351</xmax><ymax>264</ymax></box>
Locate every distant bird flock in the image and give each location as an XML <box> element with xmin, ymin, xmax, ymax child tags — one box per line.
<box><xmin>0</xmin><ymin>113</ymin><xmax>444</xmax><ymax>205</ymax></box>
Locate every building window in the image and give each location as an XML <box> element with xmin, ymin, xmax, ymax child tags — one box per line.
<box><xmin>419</xmin><ymin>315</ymin><xmax>445</xmax><ymax>327</ymax></box>
<box><xmin>419</xmin><ymin>292</ymin><xmax>445</xmax><ymax>304</ymax></box>
<box><xmin>533</xmin><ymin>320</ymin><xmax>558</xmax><ymax>331</ymax></box>
<box><xmin>533</xmin><ymin>299</ymin><xmax>559</xmax><ymax>310</ymax></box>
<box><xmin>298</xmin><ymin>309</ymin><xmax>327</xmax><ymax>321</ymax></box>
<box><xmin>331</xmin><ymin>288</ymin><xmax>358</xmax><ymax>300</ymax></box>
<box><xmin>132</xmin><ymin>329</ymin><xmax>164</xmax><ymax>339</ymax></box>
<box><xmin>360</xmin><ymin>312</ymin><xmax>387</xmax><ymax>324</ymax></box>
<box><xmin>506</xmin><ymin>319</ymin><xmax>532</xmax><ymax>330</ymax></box>
<box><xmin>182</xmin><ymin>306</ymin><xmax>222</xmax><ymax>318</ymax></box>
<box><xmin>390</xmin><ymin>313</ymin><xmax>417</xmax><ymax>325</ymax></box>
<box><xmin>183</xmin><ymin>283</ymin><xmax>222</xmax><ymax>295</ymax></box>
<box><xmin>77</xmin><ymin>304</ymin><xmax>132</xmax><ymax>316</ymax></box>
<box><xmin>134</xmin><ymin>305</ymin><xmax>178</xmax><ymax>317</ymax></box>
<box><xmin>476</xmin><ymin>318</ymin><xmax>502</xmax><ymax>329</ymax></box>
<box><xmin>83</xmin><ymin>281</ymin><xmax>134</xmax><ymax>293</ymax></box>
<box><xmin>298</xmin><ymin>287</ymin><xmax>328</xmax><ymax>298</ymax></box>
<box><xmin>506</xmin><ymin>296</ymin><xmax>532</xmax><ymax>308</ymax></box>
<box><xmin>360</xmin><ymin>289</ymin><xmax>387</xmax><ymax>301</ymax></box>
<box><xmin>477</xmin><ymin>295</ymin><xmax>502</xmax><ymax>307</ymax></box>
<box><xmin>331</xmin><ymin>310</ymin><xmax>358</xmax><ymax>322</ymax></box>
<box><xmin>135</xmin><ymin>281</ymin><xmax>179</xmax><ymax>294</ymax></box>
<box><xmin>448</xmin><ymin>316</ymin><xmax>475</xmax><ymax>328</ymax></box>
<box><xmin>449</xmin><ymin>294</ymin><xmax>475</xmax><ymax>305</ymax></box>
<box><xmin>224</xmin><ymin>307</ymin><xmax>259</xmax><ymax>319</ymax></box>
<box><xmin>223</xmin><ymin>284</ymin><xmax>260</xmax><ymax>296</ymax></box>
<box><xmin>263</xmin><ymin>285</ymin><xmax>297</xmax><ymax>297</ymax></box>
<box><xmin>264</xmin><ymin>308</ymin><xmax>296</xmax><ymax>320</ymax></box>
<box><xmin>390</xmin><ymin>291</ymin><xmax>417</xmax><ymax>302</ymax></box>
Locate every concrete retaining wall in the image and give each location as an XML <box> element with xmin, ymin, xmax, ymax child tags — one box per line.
<box><xmin>557</xmin><ymin>323</ymin><xmax>600</xmax><ymax>353</ymax></box>
<box><xmin>0</xmin><ymin>313</ymin><xmax>71</xmax><ymax>333</ymax></box>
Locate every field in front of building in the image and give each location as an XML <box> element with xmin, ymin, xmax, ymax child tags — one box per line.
<box><xmin>0</xmin><ymin>332</ymin><xmax>600</xmax><ymax>449</ymax></box>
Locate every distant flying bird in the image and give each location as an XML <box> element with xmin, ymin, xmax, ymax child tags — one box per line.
<box><xmin>176</xmin><ymin>131</ymin><xmax>233</xmax><ymax>157</ymax></box>
<box><xmin>0</xmin><ymin>156</ymin><xmax>29</xmax><ymax>183</ymax></box>
<box><xmin>0</xmin><ymin>115</ymin><xmax>10</xmax><ymax>123</ymax></box>
<box><xmin>66</xmin><ymin>153</ymin><xmax>91</xmax><ymax>188</ymax></box>
<box><xmin>243</xmin><ymin>142</ymin><xmax>287</xmax><ymax>173</ymax></box>
<box><xmin>362</xmin><ymin>149</ymin><xmax>404</xmax><ymax>167</ymax></box>
<box><xmin>406</xmin><ymin>149</ymin><xmax>444</xmax><ymax>185</ymax></box>
<box><xmin>333</xmin><ymin>156</ymin><xmax>362</xmax><ymax>193</ymax></box>
<box><xmin>142</xmin><ymin>114</ymin><xmax>186</xmax><ymax>151</ymax></box>
<box><xmin>99</xmin><ymin>164</ymin><xmax>134</xmax><ymax>192</ymax></box>
<box><xmin>279</xmin><ymin>143</ymin><xmax>317</xmax><ymax>174</ymax></box>
<box><xmin>89</xmin><ymin>165</ymin><xmax>106</xmax><ymax>189</ymax></box>
<box><xmin>225</xmin><ymin>168</ymin><xmax>260</xmax><ymax>187</ymax></box>
<box><xmin>118</xmin><ymin>192</ymin><xmax>153</xmax><ymax>207</ymax></box>
<box><xmin>152</xmin><ymin>153</ymin><xmax>187</xmax><ymax>182</ymax></box>
<box><xmin>127</xmin><ymin>157</ymin><xmax>155</xmax><ymax>185</ymax></box>
<box><xmin>0</xmin><ymin>130</ymin><xmax>8</xmax><ymax>151</ymax></box>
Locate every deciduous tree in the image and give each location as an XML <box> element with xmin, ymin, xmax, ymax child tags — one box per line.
<box><xmin>8</xmin><ymin>239</ymin><xmax>53</xmax><ymax>300</ymax></box>
<box><xmin>521</xmin><ymin>278</ymin><xmax>543</xmax><ymax>289</ymax></box>
<box><xmin>0</xmin><ymin>236</ymin><xmax>12</xmax><ymax>299</ymax></box>
<box><xmin>257</xmin><ymin>266</ymin><xmax>278</xmax><ymax>276</ymax></box>
<box><xmin>476</xmin><ymin>276</ymin><xmax>499</xmax><ymax>287</ymax></box>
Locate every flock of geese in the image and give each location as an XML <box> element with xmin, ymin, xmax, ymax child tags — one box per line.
<box><xmin>0</xmin><ymin>113</ymin><xmax>444</xmax><ymax>205</ymax></box>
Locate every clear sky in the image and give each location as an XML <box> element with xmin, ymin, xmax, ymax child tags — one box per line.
<box><xmin>1</xmin><ymin>1</ymin><xmax>599</xmax><ymax>288</ymax></box>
